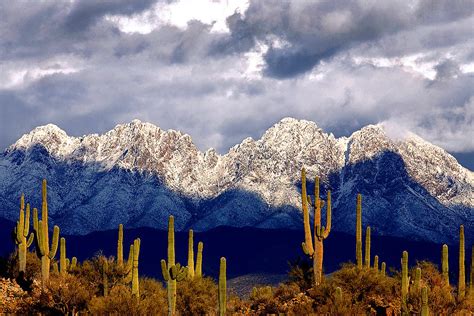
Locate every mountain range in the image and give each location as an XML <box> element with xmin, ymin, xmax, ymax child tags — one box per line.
<box><xmin>0</xmin><ymin>118</ymin><xmax>472</xmax><ymax>243</ymax></box>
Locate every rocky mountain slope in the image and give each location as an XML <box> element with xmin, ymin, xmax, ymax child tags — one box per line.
<box><xmin>0</xmin><ymin>118</ymin><xmax>472</xmax><ymax>242</ymax></box>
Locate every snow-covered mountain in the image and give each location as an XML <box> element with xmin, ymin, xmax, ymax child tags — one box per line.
<box><xmin>1</xmin><ymin>118</ymin><xmax>472</xmax><ymax>243</ymax></box>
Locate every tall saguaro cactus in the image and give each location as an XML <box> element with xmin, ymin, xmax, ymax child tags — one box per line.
<box><xmin>34</xmin><ymin>179</ymin><xmax>60</xmax><ymax>283</ymax></box>
<box><xmin>60</xmin><ymin>237</ymin><xmax>67</xmax><ymax>276</ymax></box>
<box><xmin>13</xmin><ymin>194</ymin><xmax>34</xmax><ymax>273</ymax></box>
<box><xmin>188</xmin><ymin>230</ymin><xmax>195</xmax><ymax>278</ymax></box>
<box><xmin>458</xmin><ymin>225</ymin><xmax>465</xmax><ymax>301</ymax></box>
<box><xmin>365</xmin><ymin>226</ymin><xmax>371</xmax><ymax>268</ymax></box>
<box><xmin>421</xmin><ymin>286</ymin><xmax>429</xmax><ymax>316</ymax></box>
<box><xmin>381</xmin><ymin>262</ymin><xmax>386</xmax><ymax>277</ymax></box>
<box><xmin>117</xmin><ymin>224</ymin><xmax>124</xmax><ymax>267</ymax></box>
<box><xmin>195</xmin><ymin>241</ymin><xmax>203</xmax><ymax>278</ymax></box>
<box><xmin>470</xmin><ymin>246</ymin><xmax>473</xmax><ymax>297</ymax></box>
<box><xmin>300</xmin><ymin>169</ymin><xmax>332</xmax><ymax>286</ymax></box>
<box><xmin>132</xmin><ymin>238</ymin><xmax>141</xmax><ymax>298</ymax></box>
<box><xmin>356</xmin><ymin>194</ymin><xmax>363</xmax><ymax>268</ymax></box>
<box><xmin>401</xmin><ymin>251</ymin><xmax>409</xmax><ymax>314</ymax></box>
<box><xmin>161</xmin><ymin>216</ymin><xmax>188</xmax><ymax>316</ymax></box>
<box><xmin>219</xmin><ymin>257</ymin><xmax>227</xmax><ymax>316</ymax></box>
<box><xmin>442</xmin><ymin>244</ymin><xmax>449</xmax><ymax>285</ymax></box>
<box><xmin>373</xmin><ymin>255</ymin><xmax>379</xmax><ymax>272</ymax></box>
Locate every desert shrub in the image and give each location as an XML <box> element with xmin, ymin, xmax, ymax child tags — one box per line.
<box><xmin>88</xmin><ymin>278</ymin><xmax>167</xmax><ymax>315</ymax></box>
<box><xmin>314</xmin><ymin>263</ymin><xmax>400</xmax><ymax>314</ymax></box>
<box><xmin>176</xmin><ymin>276</ymin><xmax>218</xmax><ymax>316</ymax></box>
<box><xmin>7</xmin><ymin>250</ymin><xmax>42</xmax><ymax>281</ymax></box>
<box><xmin>287</xmin><ymin>257</ymin><xmax>314</xmax><ymax>291</ymax></box>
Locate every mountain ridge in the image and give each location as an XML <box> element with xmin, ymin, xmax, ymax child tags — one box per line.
<box><xmin>1</xmin><ymin>118</ymin><xmax>472</xmax><ymax>242</ymax></box>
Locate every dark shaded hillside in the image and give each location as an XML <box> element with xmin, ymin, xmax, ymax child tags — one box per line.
<box><xmin>1</xmin><ymin>218</ymin><xmax>468</xmax><ymax>283</ymax></box>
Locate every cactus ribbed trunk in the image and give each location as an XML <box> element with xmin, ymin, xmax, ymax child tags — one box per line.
<box><xmin>374</xmin><ymin>255</ymin><xmax>379</xmax><ymax>272</ymax></box>
<box><xmin>421</xmin><ymin>286</ymin><xmax>429</xmax><ymax>316</ymax></box>
<box><xmin>188</xmin><ymin>230</ymin><xmax>195</xmax><ymax>278</ymax></box>
<box><xmin>301</xmin><ymin>169</ymin><xmax>314</xmax><ymax>257</ymax></box>
<box><xmin>117</xmin><ymin>224</ymin><xmax>123</xmax><ymax>267</ymax></box>
<box><xmin>381</xmin><ymin>262</ymin><xmax>386</xmax><ymax>277</ymax></box>
<box><xmin>401</xmin><ymin>251</ymin><xmax>409</xmax><ymax>314</ymax></box>
<box><xmin>132</xmin><ymin>238</ymin><xmax>141</xmax><ymax>299</ymax></box>
<box><xmin>300</xmin><ymin>170</ymin><xmax>332</xmax><ymax>287</ymax></box>
<box><xmin>219</xmin><ymin>257</ymin><xmax>227</xmax><ymax>316</ymax></box>
<box><xmin>168</xmin><ymin>216</ymin><xmax>177</xmax><ymax>316</ymax></box>
<box><xmin>442</xmin><ymin>244</ymin><xmax>449</xmax><ymax>286</ymax></box>
<box><xmin>470</xmin><ymin>246</ymin><xmax>473</xmax><ymax>297</ymax></box>
<box><xmin>14</xmin><ymin>195</ymin><xmax>34</xmax><ymax>273</ymax></box>
<box><xmin>60</xmin><ymin>237</ymin><xmax>66</xmax><ymax>276</ymax></box>
<box><xmin>356</xmin><ymin>194</ymin><xmax>362</xmax><ymax>268</ymax></box>
<box><xmin>34</xmin><ymin>180</ymin><xmax>60</xmax><ymax>284</ymax></box>
<box><xmin>196</xmin><ymin>242</ymin><xmax>203</xmax><ymax>278</ymax></box>
<box><xmin>414</xmin><ymin>267</ymin><xmax>421</xmax><ymax>293</ymax></box>
<box><xmin>365</xmin><ymin>226</ymin><xmax>371</xmax><ymax>268</ymax></box>
<box><xmin>458</xmin><ymin>225</ymin><xmax>465</xmax><ymax>301</ymax></box>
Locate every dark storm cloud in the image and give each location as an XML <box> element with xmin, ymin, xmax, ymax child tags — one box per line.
<box><xmin>0</xmin><ymin>0</ymin><xmax>473</xmax><ymax>162</ymax></box>
<box><xmin>214</xmin><ymin>0</ymin><xmax>474</xmax><ymax>78</ymax></box>
<box><xmin>64</xmin><ymin>0</ymin><xmax>158</xmax><ymax>32</ymax></box>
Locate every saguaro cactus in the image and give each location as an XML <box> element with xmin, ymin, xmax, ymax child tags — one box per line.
<box><xmin>421</xmin><ymin>286</ymin><xmax>429</xmax><ymax>316</ymax></box>
<box><xmin>365</xmin><ymin>226</ymin><xmax>371</xmax><ymax>268</ymax></box>
<box><xmin>458</xmin><ymin>225</ymin><xmax>465</xmax><ymax>301</ymax></box>
<box><xmin>401</xmin><ymin>251</ymin><xmax>409</xmax><ymax>314</ymax></box>
<box><xmin>442</xmin><ymin>244</ymin><xmax>449</xmax><ymax>286</ymax></box>
<box><xmin>188</xmin><ymin>230</ymin><xmax>195</xmax><ymax>278</ymax></box>
<box><xmin>13</xmin><ymin>194</ymin><xmax>34</xmax><ymax>273</ymax></box>
<box><xmin>117</xmin><ymin>224</ymin><xmax>124</xmax><ymax>266</ymax></box>
<box><xmin>219</xmin><ymin>257</ymin><xmax>227</xmax><ymax>316</ymax></box>
<box><xmin>470</xmin><ymin>246</ymin><xmax>473</xmax><ymax>297</ymax></box>
<box><xmin>373</xmin><ymin>255</ymin><xmax>379</xmax><ymax>272</ymax></box>
<box><xmin>196</xmin><ymin>241</ymin><xmax>203</xmax><ymax>278</ymax></box>
<box><xmin>381</xmin><ymin>262</ymin><xmax>386</xmax><ymax>277</ymax></box>
<box><xmin>33</xmin><ymin>179</ymin><xmax>60</xmax><ymax>283</ymax></box>
<box><xmin>132</xmin><ymin>238</ymin><xmax>141</xmax><ymax>298</ymax></box>
<box><xmin>60</xmin><ymin>237</ymin><xmax>67</xmax><ymax>276</ymax></box>
<box><xmin>161</xmin><ymin>216</ymin><xmax>188</xmax><ymax>316</ymax></box>
<box><xmin>356</xmin><ymin>194</ymin><xmax>363</xmax><ymax>268</ymax></box>
<box><xmin>414</xmin><ymin>267</ymin><xmax>421</xmax><ymax>294</ymax></box>
<box><xmin>300</xmin><ymin>169</ymin><xmax>332</xmax><ymax>286</ymax></box>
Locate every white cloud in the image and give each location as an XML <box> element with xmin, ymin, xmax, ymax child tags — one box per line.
<box><xmin>106</xmin><ymin>0</ymin><xmax>250</xmax><ymax>34</ymax></box>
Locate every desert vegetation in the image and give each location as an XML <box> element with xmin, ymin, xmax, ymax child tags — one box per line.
<box><xmin>1</xmin><ymin>175</ymin><xmax>473</xmax><ymax>315</ymax></box>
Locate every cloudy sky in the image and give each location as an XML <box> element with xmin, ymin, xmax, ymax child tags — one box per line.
<box><xmin>1</xmin><ymin>0</ymin><xmax>473</xmax><ymax>168</ymax></box>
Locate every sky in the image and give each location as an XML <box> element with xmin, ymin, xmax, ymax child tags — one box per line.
<box><xmin>0</xmin><ymin>0</ymin><xmax>473</xmax><ymax>169</ymax></box>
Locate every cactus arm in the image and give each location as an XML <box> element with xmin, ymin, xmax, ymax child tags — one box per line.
<box><xmin>49</xmin><ymin>225</ymin><xmax>60</xmax><ymax>259</ymax></box>
<box><xmin>36</xmin><ymin>220</ymin><xmax>45</xmax><ymax>256</ymax></box>
<box><xmin>414</xmin><ymin>267</ymin><xmax>421</xmax><ymax>293</ymax></box>
<box><xmin>302</xmin><ymin>242</ymin><xmax>310</xmax><ymax>255</ymax></box>
<box><xmin>301</xmin><ymin>168</ymin><xmax>314</xmax><ymax>256</ymax></box>
<box><xmin>381</xmin><ymin>262</ymin><xmax>386</xmax><ymax>277</ymax></box>
<box><xmin>161</xmin><ymin>260</ymin><xmax>170</xmax><ymax>281</ymax></box>
<box><xmin>23</xmin><ymin>203</ymin><xmax>31</xmax><ymax>238</ymax></box>
<box><xmin>33</xmin><ymin>208</ymin><xmax>39</xmax><ymax>233</ymax></box>
<box><xmin>26</xmin><ymin>233</ymin><xmax>34</xmax><ymax>247</ymax></box>
<box><xmin>322</xmin><ymin>191</ymin><xmax>331</xmax><ymax>238</ymax></box>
